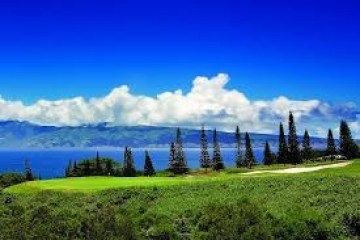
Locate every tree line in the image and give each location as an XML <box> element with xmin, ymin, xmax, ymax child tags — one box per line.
<box><xmin>17</xmin><ymin>111</ymin><xmax>359</xmax><ymax>181</ymax></box>
<box><xmin>63</xmin><ymin>111</ymin><xmax>358</xmax><ymax>177</ymax></box>
<box><xmin>65</xmin><ymin>148</ymin><xmax>155</xmax><ymax>177</ymax></box>
<box><xmin>169</xmin><ymin>112</ymin><xmax>359</xmax><ymax>174</ymax></box>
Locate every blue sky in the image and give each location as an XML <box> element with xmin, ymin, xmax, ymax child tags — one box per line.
<box><xmin>0</xmin><ymin>0</ymin><xmax>359</xmax><ymax>103</ymax></box>
<box><xmin>0</xmin><ymin>0</ymin><xmax>359</xmax><ymax>136</ymax></box>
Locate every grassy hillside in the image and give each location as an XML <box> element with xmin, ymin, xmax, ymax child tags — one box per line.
<box><xmin>1</xmin><ymin>161</ymin><xmax>360</xmax><ymax>239</ymax></box>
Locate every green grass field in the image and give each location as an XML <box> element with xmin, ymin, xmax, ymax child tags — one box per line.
<box><xmin>4</xmin><ymin>172</ymin><xmax>269</xmax><ymax>193</ymax></box>
<box><xmin>5</xmin><ymin>176</ymin><xmax>199</xmax><ymax>192</ymax></box>
<box><xmin>2</xmin><ymin>160</ymin><xmax>360</xmax><ymax>239</ymax></box>
<box><xmin>5</xmin><ymin>160</ymin><xmax>349</xmax><ymax>193</ymax></box>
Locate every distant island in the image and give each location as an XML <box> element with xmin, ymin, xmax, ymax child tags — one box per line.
<box><xmin>0</xmin><ymin>120</ymin><xmax>346</xmax><ymax>149</ymax></box>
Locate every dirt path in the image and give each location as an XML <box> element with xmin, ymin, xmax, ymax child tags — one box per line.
<box><xmin>243</xmin><ymin>161</ymin><xmax>352</xmax><ymax>175</ymax></box>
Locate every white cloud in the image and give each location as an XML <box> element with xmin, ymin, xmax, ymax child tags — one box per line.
<box><xmin>0</xmin><ymin>73</ymin><xmax>359</xmax><ymax>138</ymax></box>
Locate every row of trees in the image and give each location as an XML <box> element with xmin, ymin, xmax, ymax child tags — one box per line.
<box><xmin>122</xmin><ymin>147</ymin><xmax>155</xmax><ymax>176</ymax></box>
<box><xmin>261</xmin><ymin>115</ymin><xmax>358</xmax><ymax>166</ymax></box>
<box><xmin>62</xmin><ymin>112</ymin><xmax>358</xmax><ymax>177</ymax></box>
<box><xmin>122</xmin><ymin>147</ymin><xmax>156</xmax><ymax>177</ymax></box>
<box><xmin>168</xmin><ymin>112</ymin><xmax>359</xmax><ymax>174</ymax></box>
<box><xmin>260</xmin><ymin>115</ymin><xmax>358</xmax><ymax>166</ymax></box>
<box><xmin>65</xmin><ymin>153</ymin><xmax>121</xmax><ymax>177</ymax></box>
<box><xmin>65</xmin><ymin>149</ymin><xmax>155</xmax><ymax>178</ymax></box>
<box><xmin>269</xmin><ymin>115</ymin><xmax>359</xmax><ymax>165</ymax></box>
<box><xmin>168</xmin><ymin>125</ymin><xmax>257</xmax><ymax>174</ymax></box>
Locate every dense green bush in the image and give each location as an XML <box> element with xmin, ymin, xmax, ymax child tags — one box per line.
<box><xmin>140</xmin><ymin>212</ymin><xmax>179</xmax><ymax>240</ymax></box>
<box><xmin>271</xmin><ymin>209</ymin><xmax>341</xmax><ymax>240</ymax></box>
<box><xmin>343</xmin><ymin>211</ymin><xmax>360</xmax><ymax>238</ymax></box>
<box><xmin>0</xmin><ymin>172</ymin><xmax>25</xmax><ymax>188</ymax></box>
<box><xmin>193</xmin><ymin>199</ymin><xmax>273</xmax><ymax>240</ymax></box>
<box><xmin>0</xmin><ymin>201</ymin><xmax>137</xmax><ymax>240</ymax></box>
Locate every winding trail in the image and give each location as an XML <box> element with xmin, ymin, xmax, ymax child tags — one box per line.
<box><xmin>243</xmin><ymin>161</ymin><xmax>352</xmax><ymax>175</ymax></box>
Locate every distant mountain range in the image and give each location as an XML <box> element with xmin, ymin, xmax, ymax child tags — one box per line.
<box><xmin>0</xmin><ymin>120</ymin><xmax>346</xmax><ymax>149</ymax></box>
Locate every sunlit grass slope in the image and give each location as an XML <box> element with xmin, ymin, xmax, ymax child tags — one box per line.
<box><xmin>5</xmin><ymin>160</ymin><xmax>356</xmax><ymax>193</ymax></box>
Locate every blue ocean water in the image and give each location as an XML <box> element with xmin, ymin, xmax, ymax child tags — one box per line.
<box><xmin>0</xmin><ymin>148</ymin><xmax>264</xmax><ymax>179</ymax></box>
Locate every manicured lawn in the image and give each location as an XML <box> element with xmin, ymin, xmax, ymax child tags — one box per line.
<box><xmin>5</xmin><ymin>173</ymin><xmax>263</xmax><ymax>193</ymax></box>
<box><xmin>5</xmin><ymin>160</ymin><xmax>354</xmax><ymax>193</ymax></box>
<box><xmin>5</xmin><ymin>176</ymin><xmax>198</xmax><ymax>193</ymax></box>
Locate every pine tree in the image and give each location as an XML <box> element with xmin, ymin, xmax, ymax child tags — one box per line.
<box><xmin>168</xmin><ymin>128</ymin><xmax>188</xmax><ymax>174</ymax></box>
<box><xmin>326</xmin><ymin>129</ymin><xmax>337</xmax><ymax>158</ymax></box>
<box><xmin>123</xmin><ymin>147</ymin><xmax>128</xmax><ymax>175</ymax></box>
<box><xmin>288</xmin><ymin>112</ymin><xmax>302</xmax><ymax>164</ymax></box>
<box><xmin>128</xmin><ymin>149</ymin><xmax>136</xmax><ymax>176</ymax></box>
<box><xmin>84</xmin><ymin>160</ymin><xmax>91</xmax><ymax>176</ymax></box>
<box><xmin>105</xmin><ymin>159</ymin><xmax>114</xmax><ymax>176</ymax></box>
<box><xmin>95</xmin><ymin>151</ymin><xmax>103</xmax><ymax>175</ymax></box>
<box><xmin>302</xmin><ymin>130</ymin><xmax>313</xmax><ymax>161</ymax></box>
<box><xmin>212</xmin><ymin>129</ymin><xmax>225</xmax><ymax>171</ymax></box>
<box><xmin>200</xmin><ymin>125</ymin><xmax>211</xmax><ymax>171</ymax></box>
<box><xmin>72</xmin><ymin>161</ymin><xmax>79</xmax><ymax>177</ymax></box>
<box><xmin>123</xmin><ymin>147</ymin><xmax>136</xmax><ymax>177</ymax></box>
<box><xmin>263</xmin><ymin>141</ymin><xmax>273</xmax><ymax>165</ymax></box>
<box><xmin>168</xmin><ymin>142</ymin><xmax>177</xmax><ymax>173</ymax></box>
<box><xmin>245</xmin><ymin>132</ymin><xmax>256</xmax><ymax>169</ymax></box>
<box><xmin>174</xmin><ymin>128</ymin><xmax>188</xmax><ymax>174</ymax></box>
<box><xmin>65</xmin><ymin>160</ymin><xmax>72</xmax><ymax>177</ymax></box>
<box><xmin>278</xmin><ymin>123</ymin><xmax>288</xmax><ymax>164</ymax></box>
<box><xmin>235</xmin><ymin>126</ymin><xmax>245</xmax><ymax>167</ymax></box>
<box><xmin>144</xmin><ymin>150</ymin><xmax>155</xmax><ymax>176</ymax></box>
<box><xmin>24</xmin><ymin>160</ymin><xmax>34</xmax><ymax>181</ymax></box>
<box><xmin>340</xmin><ymin>120</ymin><xmax>359</xmax><ymax>160</ymax></box>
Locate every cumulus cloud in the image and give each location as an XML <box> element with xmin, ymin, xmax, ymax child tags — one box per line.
<box><xmin>0</xmin><ymin>73</ymin><xmax>359</xmax><ymax>137</ymax></box>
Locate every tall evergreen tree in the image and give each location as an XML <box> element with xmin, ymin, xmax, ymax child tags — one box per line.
<box><xmin>245</xmin><ymin>132</ymin><xmax>256</xmax><ymax>169</ymax></box>
<box><xmin>288</xmin><ymin>112</ymin><xmax>302</xmax><ymax>164</ymax></box>
<box><xmin>168</xmin><ymin>142</ymin><xmax>177</xmax><ymax>172</ymax></box>
<box><xmin>339</xmin><ymin>120</ymin><xmax>359</xmax><ymax>160</ymax></box>
<box><xmin>123</xmin><ymin>147</ymin><xmax>128</xmax><ymax>175</ymax></box>
<box><xmin>235</xmin><ymin>126</ymin><xmax>245</xmax><ymax>167</ymax></box>
<box><xmin>326</xmin><ymin>129</ymin><xmax>337</xmax><ymax>157</ymax></box>
<box><xmin>200</xmin><ymin>125</ymin><xmax>211</xmax><ymax>170</ymax></box>
<box><xmin>105</xmin><ymin>159</ymin><xmax>114</xmax><ymax>176</ymax></box>
<box><xmin>278</xmin><ymin>123</ymin><xmax>288</xmax><ymax>164</ymax></box>
<box><xmin>123</xmin><ymin>147</ymin><xmax>136</xmax><ymax>177</ymax></box>
<box><xmin>65</xmin><ymin>160</ymin><xmax>72</xmax><ymax>177</ymax></box>
<box><xmin>84</xmin><ymin>160</ymin><xmax>91</xmax><ymax>176</ymax></box>
<box><xmin>95</xmin><ymin>151</ymin><xmax>103</xmax><ymax>175</ymax></box>
<box><xmin>168</xmin><ymin>128</ymin><xmax>188</xmax><ymax>174</ymax></box>
<box><xmin>263</xmin><ymin>141</ymin><xmax>274</xmax><ymax>165</ymax></box>
<box><xmin>72</xmin><ymin>161</ymin><xmax>79</xmax><ymax>176</ymax></box>
<box><xmin>302</xmin><ymin>130</ymin><xmax>313</xmax><ymax>161</ymax></box>
<box><xmin>212</xmin><ymin>129</ymin><xmax>225</xmax><ymax>171</ymax></box>
<box><xmin>144</xmin><ymin>150</ymin><xmax>155</xmax><ymax>176</ymax></box>
<box><xmin>175</xmin><ymin>128</ymin><xmax>188</xmax><ymax>173</ymax></box>
<box><xmin>24</xmin><ymin>160</ymin><xmax>34</xmax><ymax>181</ymax></box>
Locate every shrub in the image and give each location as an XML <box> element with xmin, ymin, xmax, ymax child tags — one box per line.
<box><xmin>192</xmin><ymin>199</ymin><xmax>274</xmax><ymax>240</ymax></box>
<box><xmin>139</xmin><ymin>212</ymin><xmax>178</xmax><ymax>240</ymax></box>
<box><xmin>0</xmin><ymin>172</ymin><xmax>25</xmax><ymax>188</ymax></box>
<box><xmin>80</xmin><ymin>205</ymin><xmax>136</xmax><ymax>240</ymax></box>
<box><xmin>343</xmin><ymin>211</ymin><xmax>360</xmax><ymax>237</ymax></box>
<box><xmin>272</xmin><ymin>209</ymin><xmax>340</xmax><ymax>240</ymax></box>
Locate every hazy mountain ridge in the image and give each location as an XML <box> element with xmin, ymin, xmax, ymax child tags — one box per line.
<box><xmin>0</xmin><ymin>121</ymin><xmax>344</xmax><ymax>149</ymax></box>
